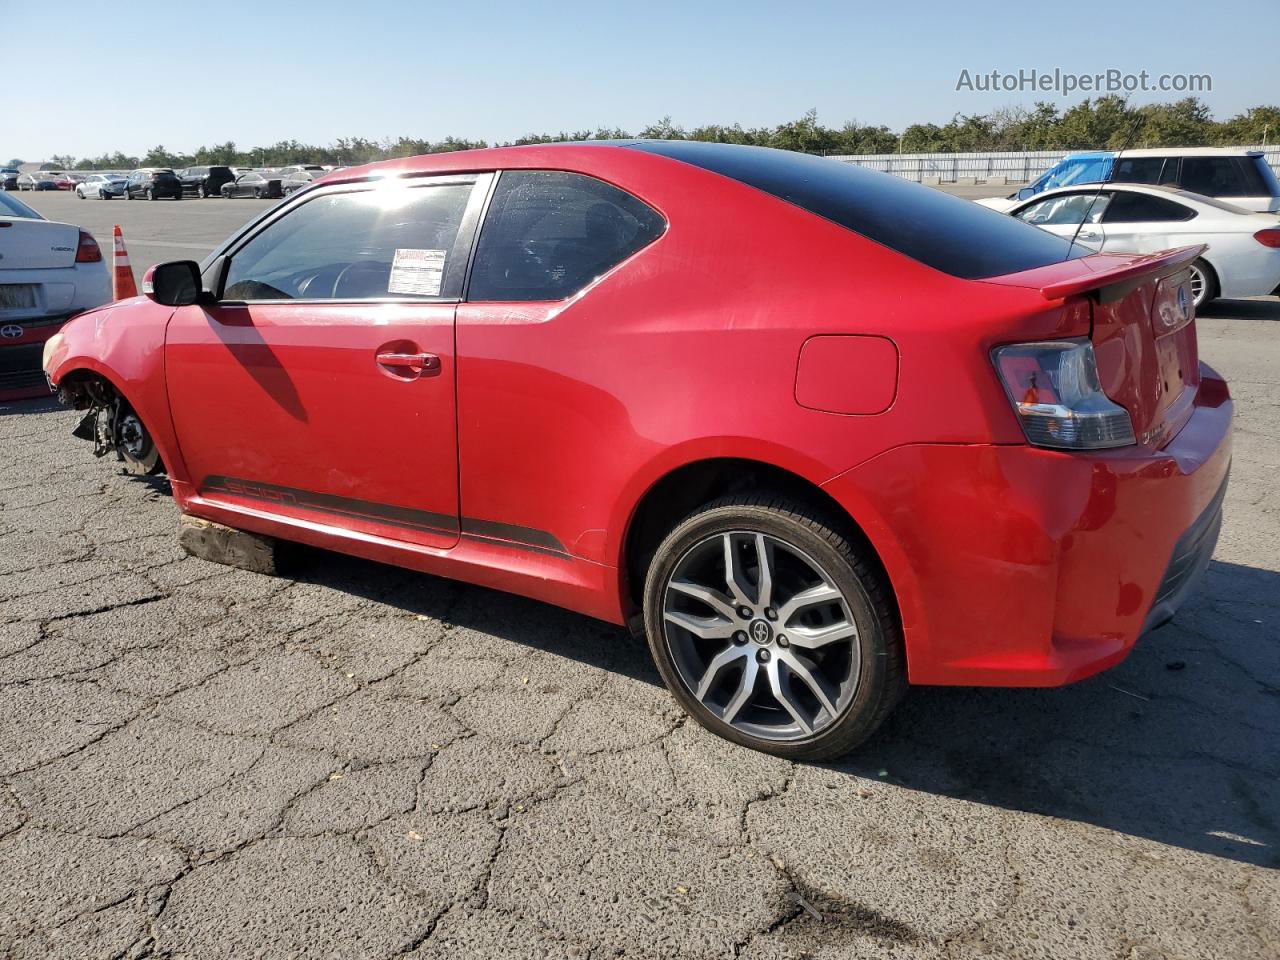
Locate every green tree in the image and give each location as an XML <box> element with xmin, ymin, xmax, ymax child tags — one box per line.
<box><xmin>899</xmin><ymin>123</ymin><xmax>945</xmax><ymax>153</ymax></box>
<box><xmin>142</xmin><ymin>144</ymin><xmax>184</xmax><ymax>167</ymax></box>
<box><xmin>1136</xmin><ymin>97</ymin><xmax>1213</xmax><ymax>146</ymax></box>
<box><xmin>639</xmin><ymin>115</ymin><xmax>687</xmax><ymax>140</ymax></box>
<box><xmin>1054</xmin><ymin>96</ymin><xmax>1137</xmax><ymax>149</ymax></box>
<box><xmin>1213</xmin><ymin>105</ymin><xmax>1280</xmax><ymax>145</ymax></box>
<box><xmin>770</xmin><ymin>110</ymin><xmax>841</xmax><ymax>154</ymax></box>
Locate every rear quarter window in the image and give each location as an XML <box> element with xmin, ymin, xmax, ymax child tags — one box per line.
<box><xmin>469</xmin><ymin>171</ymin><xmax>665</xmax><ymax>301</ymax></box>
<box><xmin>625</xmin><ymin>141</ymin><xmax>1081</xmax><ymax>279</ymax></box>
<box><xmin>1101</xmin><ymin>192</ymin><xmax>1196</xmax><ymax>223</ymax></box>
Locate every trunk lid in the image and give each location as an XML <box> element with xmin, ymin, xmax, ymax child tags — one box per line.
<box><xmin>0</xmin><ymin>218</ymin><xmax>80</xmax><ymax>270</ymax></box>
<box><xmin>1089</xmin><ymin>263</ymin><xmax>1200</xmax><ymax>449</ymax></box>
<box><xmin>987</xmin><ymin>245</ymin><xmax>1204</xmax><ymax>450</ymax></box>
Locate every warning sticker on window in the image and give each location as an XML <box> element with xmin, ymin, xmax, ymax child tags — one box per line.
<box><xmin>388</xmin><ymin>248</ymin><xmax>447</xmax><ymax>296</ymax></box>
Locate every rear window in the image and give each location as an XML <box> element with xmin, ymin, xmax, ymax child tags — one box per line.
<box><xmin>1179</xmin><ymin>157</ymin><xmax>1269</xmax><ymax>197</ymax></box>
<box><xmin>0</xmin><ymin>192</ymin><xmax>42</xmax><ymax>219</ymax></box>
<box><xmin>625</xmin><ymin>141</ymin><xmax>1082</xmax><ymax>279</ymax></box>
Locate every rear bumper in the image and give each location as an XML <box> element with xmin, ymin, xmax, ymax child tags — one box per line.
<box><xmin>822</xmin><ymin>363</ymin><xmax>1233</xmax><ymax>687</ymax></box>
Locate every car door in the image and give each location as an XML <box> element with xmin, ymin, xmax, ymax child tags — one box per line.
<box><xmin>454</xmin><ymin>170</ymin><xmax>667</xmax><ymax>558</ymax></box>
<box><xmin>1097</xmin><ymin>191</ymin><xmax>1196</xmax><ymax>255</ymax></box>
<box><xmin>1011</xmin><ymin>191</ymin><xmax>1110</xmax><ymax>250</ymax></box>
<box><xmin>165</xmin><ymin>174</ymin><xmax>490</xmax><ymax>549</ymax></box>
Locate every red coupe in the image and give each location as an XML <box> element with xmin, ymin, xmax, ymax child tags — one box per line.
<box><xmin>42</xmin><ymin>142</ymin><xmax>1232</xmax><ymax>759</ymax></box>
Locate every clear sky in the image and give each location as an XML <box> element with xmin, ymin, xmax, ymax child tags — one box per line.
<box><xmin>5</xmin><ymin>0</ymin><xmax>1272</xmax><ymax>160</ymax></box>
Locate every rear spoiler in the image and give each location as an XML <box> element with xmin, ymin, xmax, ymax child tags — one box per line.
<box><xmin>1040</xmin><ymin>245</ymin><xmax>1206</xmax><ymax>304</ymax></box>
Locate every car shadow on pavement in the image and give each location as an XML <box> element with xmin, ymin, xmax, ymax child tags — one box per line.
<box><xmin>290</xmin><ymin>547</ymin><xmax>1279</xmax><ymax>868</ymax></box>
<box><xmin>1201</xmin><ymin>298</ymin><xmax>1280</xmax><ymax>321</ymax></box>
<box><xmin>284</xmin><ymin>547</ymin><xmax>665</xmax><ymax>688</ymax></box>
<box><xmin>836</xmin><ymin>559</ymin><xmax>1280</xmax><ymax>868</ymax></box>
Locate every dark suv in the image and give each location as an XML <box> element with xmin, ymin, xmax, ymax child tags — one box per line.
<box><xmin>177</xmin><ymin>165</ymin><xmax>235</xmax><ymax>198</ymax></box>
<box><xmin>125</xmin><ymin>168</ymin><xmax>184</xmax><ymax>201</ymax></box>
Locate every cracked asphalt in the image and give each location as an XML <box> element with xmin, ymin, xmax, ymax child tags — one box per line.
<box><xmin>2</xmin><ymin>220</ymin><xmax>1279</xmax><ymax>956</ymax></box>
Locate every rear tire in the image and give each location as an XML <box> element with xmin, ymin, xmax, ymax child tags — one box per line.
<box><xmin>146</xmin><ymin>188</ymin><xmax>155</xmax><ymax>201</ymax></box>
<box><xmin>642</xmin><ymin>493</ymin><xmax>905</xmax><ymax>761</ymax></box>
<box><xmin>1190</xmin><ymin>258</ymin><xmax>1218</xmax><ymax>309</ymax></box>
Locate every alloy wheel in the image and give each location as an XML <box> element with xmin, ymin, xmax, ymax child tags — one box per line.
<box><xmin>1189</xmin><ymin>263</ymin><xmax>1207</xmax><ymax>308</ymax></box>
<box><xmin>662</xmin><ymin>531</ymin><xmax>861</xmax><ymax>741</ymax></box>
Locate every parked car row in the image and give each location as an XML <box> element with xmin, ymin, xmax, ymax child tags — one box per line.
<box><xmin>3</xmin><ymin>163</ymin><xmax>340</xmax><ymax>200</ymax></box>
<box><xmin>12</xmin><ymin>171</ymin><xmax>77</xmax><ymax>191</ymax></box>
<box><xmin>982</xmin><ymin>148</ymin><xmax>1280</xmax><ymax>214</ymax></box>
<box><xmin>981</xmin><ymin>149</ymin><xmax>1280</xmax><ymax>308</ymax></box>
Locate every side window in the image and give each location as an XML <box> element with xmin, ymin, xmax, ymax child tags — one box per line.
<box><xmin>1180</xmin><ymin>157</ymin><xmax>1247</xmax><ymax>197</ymax></box>
<box><xmin>1101</xmin><ymin>192</ymin><xmax>1196</xmax><ymax>223</ymax></box>
<box><xmin>1015</xmin><ymin>192</ymin><xmax>1109</xmax><ymax>226</ymax></box>
<box><xmin>469</xmin><ymin>171</ymin><xmax>665</xmax><ymax>301</ymax></box>
<box><xmin>222</xmin><ymin>182</ymin><xmax>474</xmax><ymax>301</ymax></box>
<box><xmin>1112</xmin><ymin>158</ymin><xmax>1165</xmax><ymax>185</ymax></box>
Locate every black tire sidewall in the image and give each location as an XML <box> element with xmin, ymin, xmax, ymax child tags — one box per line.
<box><xmin>642</xmin><ymin>500</ymin><xmax>896</xmax><ymax>761</ymax></box>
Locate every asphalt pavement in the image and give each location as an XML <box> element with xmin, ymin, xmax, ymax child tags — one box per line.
<box><xmin>0</xmin><ymin>186</ymin><xmax>1277</xmax><ymax>959</ymax></box>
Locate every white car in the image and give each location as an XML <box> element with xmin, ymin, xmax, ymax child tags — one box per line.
<box><xmin>75</xmin><ymin>173</ymin><xmax>128</xmax><ymax>199</ymax></box>
<box><xmin>1006</xmin><ymin>183</ymin><xmax>1280</xmax><ymax>307</ymax></box>
<box><xmin>0</xmin><ymin>191</ymin><xmax>112</xmax><ymax>398</ymax></box>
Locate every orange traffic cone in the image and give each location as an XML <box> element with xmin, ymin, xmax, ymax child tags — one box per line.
<box><xmin>112</xmin><ymin>225</ymin><xmax>138</xmax><ymax>300</ymax></box>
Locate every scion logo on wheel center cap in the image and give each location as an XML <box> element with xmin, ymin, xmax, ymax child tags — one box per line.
<box><xmin>750</xmin><ymin>620</ymin><xmax>773</xmax><ymax>644</ymax></box>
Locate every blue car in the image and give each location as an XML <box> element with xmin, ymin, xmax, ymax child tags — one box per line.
<box><xmin>1016</xmin><ymin>151</ymin><xmax>1114</xmax><ymax>199</ymax></box>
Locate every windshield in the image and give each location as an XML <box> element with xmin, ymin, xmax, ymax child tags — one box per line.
<box><xmin>1032</xmin><ymin>156</ymin><xmax>1115</xmax><ymax>193</ymax></box>
<box><xmin>0</xmin><ymin>192</ymin><xmax>43</xmax><ymax>219</ymax></box>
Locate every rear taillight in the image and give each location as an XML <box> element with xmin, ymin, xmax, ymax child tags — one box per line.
<box><xmin>75</xmin><ymin>230</ymin><xmax>102</xmax><ymax>263</ymax></box>
<box><xmin>1253</xmin><ymin>228</ymin><xmax>1280</xmax><ymax>248</ymax></box>
<box><xmin>993</xmin><ymin>339</ymin><xmax>1135</xmax><ymax>450</ymax></box>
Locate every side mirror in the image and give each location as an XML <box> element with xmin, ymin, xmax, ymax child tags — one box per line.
<box><xmin>1016</xmin><ymin>187</ymin><xmax>1035</xmax><ymax>201</ymax></box>
<box><xmin>143</xmin><ymin>260</ymin><xmax>201</xmax><ymax>306</ymax></box>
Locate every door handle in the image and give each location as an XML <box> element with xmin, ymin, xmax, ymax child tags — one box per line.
<box><xmin>376</xmin><ymin>352</ymin><xmax>440</xmax><ymax>377</ymax></box>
